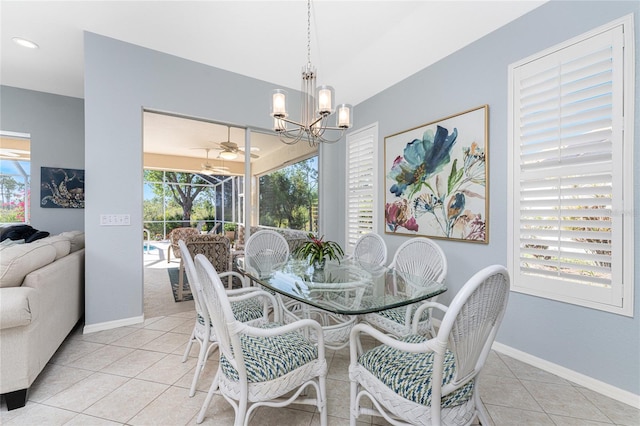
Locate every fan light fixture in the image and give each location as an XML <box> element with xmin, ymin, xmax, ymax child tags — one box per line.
<box><xmin>269</xmin><ymin>0</ymin><xmax>352</xmax><ymax>146</ymax></box>
<box><xmin>219</xmin><ymin>150</ymin><xmax>238</xmax><ymax>160</ymax></box>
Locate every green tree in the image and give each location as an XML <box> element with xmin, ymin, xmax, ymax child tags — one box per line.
<box><xmin>144</xmin><ymin>170</ymin><xmax>215</xmax><ymax>227</ymax></box>
<box><xmin>259</xmin><ymin>158</ymin><xmax>318</xmax><ymax>231</ymax></box>
<box><xmin>0</xmin><ymin>175</ymin><xmax>21</xmax><ymax>208</ymax></box>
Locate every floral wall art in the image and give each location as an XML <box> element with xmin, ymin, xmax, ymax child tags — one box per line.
<box><xmin>384</xmin><ymin>105</ymin><xmax>488</xmax><ymax>243</ymax></box>
<box><xmin>40</xmin><ymin>167</ymin><xmax>85</xmax><ymax>208</ymax></box>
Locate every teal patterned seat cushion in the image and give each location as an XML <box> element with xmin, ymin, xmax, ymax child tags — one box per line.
<box><xmin>198</xmin><ymin>298</ymin><xmax>264</xmax><ymax>326</ymax></box>
<box><xmin>358</xmin><ymin>335</ymin><xmax>474</xmax><ymax>408</ymax></box>
<box><xmin>362</xmin><ymin>297</ymin><xmax>430</xmax><ymax>324</ymax></box>
<box><xmin>221</xmin><ymin>323</ymin><xmax>318</xmax><ymax>383</ymax></box>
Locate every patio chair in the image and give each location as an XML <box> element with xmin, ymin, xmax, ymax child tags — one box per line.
<box><xmin>194</xmin><ymin>254</ymin><xmax>328</xmax><ymax>426</ymax></box>
<box><xmin>351</xmin><ymin>232</ymin><xmax>387</xmax><ymax>266</ymax></box>
<box><xmin>181</xmin><ymin>233</ymin><xmax>239</xmax><ymax>295</ymax></box>
<box><xmin>361</xmin><ymin>237</ymin><xmax>447</xmax><ymax>338</ymax></box>
<box><xmin>167</xmin><ymin>227</ymin><xmax>199</xmax><ymax>263</ymax></box>
<box><xmin>349</xmin><ymin>265</ymin><xmax>510</xmax><ymax>426</ymax></box>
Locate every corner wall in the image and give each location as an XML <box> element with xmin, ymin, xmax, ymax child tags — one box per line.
<box><xmin>0</xmin><ymin>86</ymin><xmax>85</xmax><ymax>234</ymax></box>
<box><xmin>346</xmin><ymin>0</ymin><xmax>639</xmax><ymax>396</ymax></box>
<box><xmin>83</xmin><ymin>33</ymin><xmax>301</xmax><ymax>328</ymax></box>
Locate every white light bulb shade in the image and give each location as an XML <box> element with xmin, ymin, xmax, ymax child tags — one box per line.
<box><xmin>337</xmin><ymin>104</ymin><xmax>353</xmax><ymax>129</ymax></box>
<box><xmin>316</xmin><ymin>85</ymin><xmax>334</xmax><ymax>116</ymax></box>
<box><xmin>219</xmin><ymin>150</ymin><xmax>238</xmax><ymax>160</ymax></box>
<box><xmin>274</xmin><ymin>117</ymin><xmax>287</xmax><ymax>132</ymax></box>
<box><xmin>271</xmin><ymin>89</ymin><xmax>288</xmax><ymax>118</ymax></box>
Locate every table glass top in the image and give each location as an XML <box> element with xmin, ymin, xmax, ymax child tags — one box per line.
<box><xmin>241</xmin><ymin>256</ymin><xmax>446</xmax><ymax>315</ymax></box>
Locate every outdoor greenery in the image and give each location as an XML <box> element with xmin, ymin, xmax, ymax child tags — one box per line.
<box><xmin>143</xmin><ymin>157</ymin><xmax>318</xmax><ymax>240</ymax></box>
<box><xmin>143</xmin><ymin>170</ymin><xmax>227</xmax><ymax>239</ymax></box>
<box><xmin>259</xmin><ymin>157</ymin><xmax>318</xmax><ymax>231</ymax></box>
<box><xmin>0</xmin><ymin>175</ymin><xmax>28</xmax><ymax>223</ymax></box>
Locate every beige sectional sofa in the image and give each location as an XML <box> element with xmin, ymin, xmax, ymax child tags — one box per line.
<box><xmin>0</xmin><ymin>230</ymin><xmax>85</xmax><ymax>410</ymax></box>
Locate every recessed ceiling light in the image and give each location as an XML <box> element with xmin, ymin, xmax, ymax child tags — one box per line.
<box><xmin>12</xmin><ymin>37</ymin><xmax>39</xmax><ymax>49</ymax></box>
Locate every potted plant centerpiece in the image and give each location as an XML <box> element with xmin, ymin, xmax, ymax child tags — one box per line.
<box><xmin>293</xmin><ymin>232</ymin><xmax>344</xmax><ymax>270</ymax></box>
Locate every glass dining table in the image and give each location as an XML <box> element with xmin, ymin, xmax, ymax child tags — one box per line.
<box><xmin>239</xmin><ymin>256</ymin><xmax>447</xmax><ymax>316</ymax></box>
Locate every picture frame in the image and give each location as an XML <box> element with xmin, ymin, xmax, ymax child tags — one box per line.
<box><xmin>384</xmin><ymin>105</ymin><xmax>489</xmax><ymax>243</ymax></box>
<box><xmin>41</xmin><ymin>167</ymin><xmax>85</xmax><ymax>208</ymax></box>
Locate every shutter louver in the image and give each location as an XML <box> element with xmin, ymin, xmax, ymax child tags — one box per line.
<box><xmin>346</xmin><ymin>127</ymin><xmax>377</xmax><ymax>251</ymax></box>
<box><xmin>515</xmin><ymin>29</ymin><xmax>620</xmax><ymax>291</ymax></box>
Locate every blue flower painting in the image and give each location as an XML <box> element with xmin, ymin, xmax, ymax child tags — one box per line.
<box><xmin>384</xmin><ymin>106</ymin><xmax>488</xmax><ymax>243</ymax></box>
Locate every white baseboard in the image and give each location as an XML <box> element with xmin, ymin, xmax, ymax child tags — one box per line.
<box><xmin>83</xmin><ymin>314</ymin><xmax>145</xmax><ymax>334</ymax></box>
<box><xmin>492</xmin><ymin>342</ymin><xmax>640</xmax><ymax>409</ymax></box>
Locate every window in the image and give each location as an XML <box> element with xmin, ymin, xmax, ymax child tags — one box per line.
<box><xmin>0</xmin><ymin>132</ymin><xmax>30</xmax><ymax>224</ymax></box>
<box><xmin>258</xmin><ymin>157</ymin><xmax>318</xmax><ymax>232</ymax></box>
<box><xmin>345</xmin><ymin>123</ymin><xmax>378</xmax><ymax>253</ymax></box>
<box><xmin>143</xmin><ymin>170</ymin><xmax>242</xmax><ymax>239</ymax></box>
<box><xmin>507</xmin><ymin>15</ymin><xmax>634</xmax><ymax>316</ymax></box>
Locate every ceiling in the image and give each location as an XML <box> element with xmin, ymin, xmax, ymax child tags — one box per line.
<box><xmin>1</xmin><ymin>0</ymin><xmax>547</xmax><ymax>163</ymax></box>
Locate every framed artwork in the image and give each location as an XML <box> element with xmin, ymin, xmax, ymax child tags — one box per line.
<box><xmin>384</xmin><ymin>105</ymin><xmax>488</xmax><ymax>243</ymax></box>
<box><xmin>41</xmin><ymin>167</ymin><xmax>85</xmax><ymax>208</ymax></box>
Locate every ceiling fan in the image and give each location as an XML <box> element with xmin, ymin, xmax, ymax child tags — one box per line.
<box><xmin>214</xmin><ymin>126</ymin><xmax>260</xmax><ymax>159</ymax></box>
<box><xmin>199</xmin><ymin>148</ymin><xmax>229</xmax><ymax>175</ymax></box>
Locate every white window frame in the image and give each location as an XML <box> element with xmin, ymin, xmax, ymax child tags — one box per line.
<box><xmin>345</xmin><ymin>123</ymin><xmax>379</xmax><ymax>254</ymax></box>
<box><xmin>507</xmin><ymin>15</ymin><xmax>634</xmax><ymax>316</ymax></box>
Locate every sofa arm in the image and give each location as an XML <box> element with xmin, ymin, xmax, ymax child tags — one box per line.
<box><xmin>0</xmin><ymin>287</ymin><xmax>38</xmax><ymax>330</ymax></box>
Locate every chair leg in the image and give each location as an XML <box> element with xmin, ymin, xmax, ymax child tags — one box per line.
<box><xmin>475</xmin><ymin>391</ymin><xmax>490</xmax><ymax>425</ymax></box>
<box><xmin>189</xmin><ymin>339</ymin><xmax>209</xmax><ymax>397</ymax></box>
<box><xmin>350</xmin><ymin>380</ymin><xmax>358</xmax><ymax>426</ymax></box>
<box><xmin>182</xmin><ymin>327</ymin><xmax>196</xmax><ymax>362</ymax></box>
<box><xmin>319</xmin><ymin>376</ymin><xmax>328</xmax><ymax>426</ymax></box>
<box><xmin>197</xmin><ymin>370</ymin><xmax>220</xmax><ymax>424</ymax></box>
<box><xmin>178</xmin><ymin>261</ymin><xmax>185</xmax><ymax>301</ymax></box>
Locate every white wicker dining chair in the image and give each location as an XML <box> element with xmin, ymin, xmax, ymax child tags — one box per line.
<box><xmin>352</xmin><ymin>232</ymin><xmax>388</xmax><ymax>266</ymax></box>
<box><xmin>243</xmin><ymin>229</ymin><xmax>290</xmax><ymax>279</ymax></box>
<box><xmin>349</xmin><ymin>265</ymin><xmax>510</xmax><ymax>426</ymax></box>
<box><xmin>178</xmin><ymin>240</ymin><xmax>277</xmax><ymax>397</ymax></box>
<box><xmin>194</xmin><ymin>254</ymin><xmax>328</xmax><ymax>426</ymax></box>
<box><xmin>361</xmin><ymin>237</ymin><xmax>447</xmax><ymax>338</ymax></box>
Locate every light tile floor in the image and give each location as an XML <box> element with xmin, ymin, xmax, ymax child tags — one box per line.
<box><xmin>2</xmin><ymin>251</ymin><xmax>638</xmax><ymax>425</ymax></box>
<box><xmin>2</xmin><ymin>313</ymin><xmax>639</xmax><ymax>426</ymax></box>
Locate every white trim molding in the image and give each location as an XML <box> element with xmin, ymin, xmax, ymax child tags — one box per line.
<box><xmin>82</xmin><ymin>314</ymin><xmax>145</xmax><ymax>334</ymax></box>
<box><xmin>493</xmin><ymin>342</ymin><xmax>640</xmax><ymax>410</ymax></box>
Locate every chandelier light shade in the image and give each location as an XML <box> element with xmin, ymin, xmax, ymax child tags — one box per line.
<box><xmin>270</xmin><ymin>0</ymin><xmax>352</xmax><ymax>146</ymax></box>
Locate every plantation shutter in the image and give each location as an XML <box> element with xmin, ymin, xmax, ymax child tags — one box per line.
<box><xmin>346</xmin><ymin>124</ymin><xmax>378</xmax><ymax>252</ymax></box>
<box><xmin>510</xmin><ymin>24</ymin><xmax>628</xmax><ymax>309</ymax></box>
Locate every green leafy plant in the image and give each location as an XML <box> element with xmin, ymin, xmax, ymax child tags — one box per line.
<box><xmin>293</xmin><ymin>232</ymin><xmax>344</xmax><ymax>266</ymax></box>
<box><xmin>223</xmin><ymin>222</ymin><xmax>237</xmax><ymax>232</ymax></box>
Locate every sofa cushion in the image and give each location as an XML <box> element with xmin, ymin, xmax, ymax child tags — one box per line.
<box><xmin>58</xmin><ymin>231</ymin><xmax>85</xmax><ymax>252</ymax></box>
<box><xmin>34</xmin><ymin>235</ymin><xmax>71</xmax><ymax>260</ymax></box>
<box><xmin>0</xmin><ymin>238</ymin><xmax>24</xmax><ymax>248</ymax></box>
<box><xmin>0</xmin><ymin>243</ymin><xmax>57</xmax><ymax>288</ymax></box>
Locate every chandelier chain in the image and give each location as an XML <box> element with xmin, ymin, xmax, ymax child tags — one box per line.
<box><xmin>306</xmin><ymin>0</ymin><xmax>311</xmax><ymax>65</ymax></box>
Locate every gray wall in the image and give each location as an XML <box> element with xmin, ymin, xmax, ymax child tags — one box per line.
<box><xmin>83</xmin><ymin>33</ymin><xmax>302</xmax><ymax>326</ymax></box>
<box><xmin>0</xmin><ymin>86</ymin><xmax>85</xmax><ymax>234</ymax></box>
<box><xmin>347</xmin><ymin>0</ymin><xmax>639</xmax><ymax>395</ymax></box>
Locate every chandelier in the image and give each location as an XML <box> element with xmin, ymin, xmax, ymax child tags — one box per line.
<box><xmin>270</xmin><ymin>0</ymin><xmax>353</xmax><ymax>146</ymax></box>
